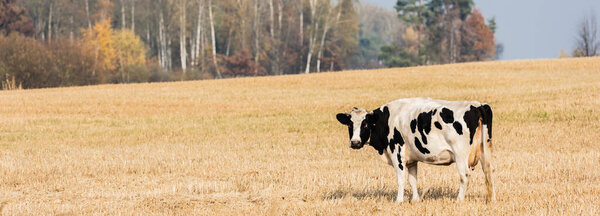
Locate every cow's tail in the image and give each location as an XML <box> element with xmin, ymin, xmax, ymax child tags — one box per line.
<box><xmin>478</xmin><ymin>104</ymin><xmax>496</xmax><ymax>202</ymax></box>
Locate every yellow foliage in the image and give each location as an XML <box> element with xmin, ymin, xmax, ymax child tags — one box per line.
<box><xmin>112</xmin><ymin>29</ymin><xmax>147</xmax><ymax>68</ymax></box>
<box><xmin>82</xmin><ymin>20</ymin><xmax>148</xmax><ymax>82</ymax></box>
<box><xmin>83</xmin><ymin>19</ymin><xmax>116</xmax><ymax>72</ymax></box>
<box><xmin>402</xmin><ymin>27</ymin><xmax>419</xmax><ymax>53</ymax></box>
<box><xmin>558</xmin><ymin>49</ymin><xmax>570</xmax><ymax>58</ymax></box>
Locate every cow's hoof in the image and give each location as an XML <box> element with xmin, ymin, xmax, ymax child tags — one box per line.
<box><xmin>395</xmin><ymin>199</ymin><xmax>404</xmax><ymax>203</ymax></box>
<box><xmin>411</xmin><ymin>198</ymin><xmax>421</xmax><ymax>203</ymax></box>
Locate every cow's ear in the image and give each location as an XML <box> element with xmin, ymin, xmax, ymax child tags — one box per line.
<box><xmin>336</xmin><ymin>113</ymin><xmax>351</xmax><ymax>125</ymax></box>
<box><xmin>366</xmin><ymin>111</ymin><xmax>378</xmax><ymax>124</ymax></box>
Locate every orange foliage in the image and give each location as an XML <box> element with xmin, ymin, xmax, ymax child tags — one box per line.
<box><xmin>220</xmin><ymin>49</ymin><xmax>267</xmax><ymax>77</ymax></box>
<box><xmin>460</xmin><ymin>9</ymin><xmax>495</xmax><ymax>61</ymax></box>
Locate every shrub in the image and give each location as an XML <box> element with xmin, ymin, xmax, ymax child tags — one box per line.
<box><xmin>148</xmin><ymin>61</ymin><xmax>170</xmax><ymax>82</ymax></box>
<box><xmin>0</xmin><ymin>33</ymin><xmax>53</xmax><ymax>88</ymax></box>
<box><xmin>0</xmin><ymin>33</ymin><xmax>97</xmax><ymax>89</ymax></box>
<box><xmin>47</xmin><ymin>40</ymin><xmax>97</xmax><ymax>86</ymax></box>
<box><xmin>123</xmin><ymin>64</ymin><xmax>151</xmax><ymax>83</ymax></box>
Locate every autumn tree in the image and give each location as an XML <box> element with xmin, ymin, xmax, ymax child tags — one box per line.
<box><xmin>458</xmin><ymin>8</ymin><xmax>495</xmax><ymax>62</ymax></box>
<box><xmin>395</xmin><ymin>0</ymin><xmax>426</xmax><ymax>61</ymax></box>
<box><xmin>0</xmin><ymin>0</ymin><xmax>34</xmax><ymax>36</ymax></box>
<box><xmin>83</xmin><ymin>19</ymin><xmax>116</xmax><ymax>82</ymax></box>
<box><xmin>220</xmin><ymin>48</ymin><xmax>266</xmax><ymax>77</ymax></box>
<box><xmin>113</xmin><ymin>29</ymin><xmax>148</xmax><ymax>82</ymax></box>
<box><xmin>384</xmin><ymin>1</ymin><xmax>495</xmax><ymax>67</ymax></box>
<box><xmin>325</xmin><ymin>0</ymin><xmax>359</xmax><ymax>72</ymax></box>
<box><xmin>82</xmin><ymin>19</ymin><xmax>148</xmax><ymax>83</ymax></box>
<box><xmin>393</xmin><ymin>0</ymin><xmax>475</xmax><ymax>64</ymax></box>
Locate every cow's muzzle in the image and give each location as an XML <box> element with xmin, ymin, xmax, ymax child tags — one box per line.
<box><xmin>350</xmin><ymin>140</ymin><xmax>363</xmax><ymax>149</ymax></box>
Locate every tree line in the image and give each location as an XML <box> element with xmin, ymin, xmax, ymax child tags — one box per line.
<box><xmin>378</xmin><ymin>0</ymin><xmax>498</xmax><ymax>67</ymax></box>
<box><xmin>1</xmin><ymin>0</ymin><xmax>501</xmax><ymax>89</ymax></box>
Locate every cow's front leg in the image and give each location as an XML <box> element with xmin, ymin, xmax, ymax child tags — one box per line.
<box><xmin>394</xmin><ymin>165</ymin><xmax>406</xmax><ymax>203</ymax></box>
<box><xmin>393</xmin><ymin>152</ymin><xmax>406</xmax><ymax>203</ymax></box>
<box><xmin>407</xmin><ymin>163</ymin><xmax>420</xmax><ymax>202</ymax></box>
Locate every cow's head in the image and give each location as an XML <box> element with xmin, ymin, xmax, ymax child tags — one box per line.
<box><xmin>336</xmin><ymin>107</ymin><xmax>378</xmax><ymax>149</ymax></box>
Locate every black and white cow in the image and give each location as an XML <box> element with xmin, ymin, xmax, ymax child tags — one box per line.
<box><xmin>336</xmin><ymin>97</ymin><xmax>495</xmax><ymax>202</ymax></box>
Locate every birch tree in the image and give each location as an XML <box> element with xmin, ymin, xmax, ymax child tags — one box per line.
<box><xmin>48</xmin><ymin>1</ymin><xmax>53</xmax><ymax>43</ymax></box>
<box><xmin>131</xmin><ymin>0</ymin><xmax>136</xmax><ymax>32</ymax></box>
<box><xmin>253</xmin><ymin>0</ymin><xmax>261</xmax><ymax>76</ymax></box>
<box><xmin>85</xmin><ymin>0</ymin><xmax>92</xmax><ymax>29</ymax></box>
<box><xmin>191</xmin><ymin>0</ymin><xmax>204</xmax><ymax>67</ymax></box>
<box><xmin>158</xmin><ymin>0</ymin><xmax>170</xmax><ymax>72</ymax></box>
<box><xmin>208</xmin><ymin>0</ymin><xmax>222</xmax><ymax>78</ymax></box>
<box><xmin>315</xmin><ymin>1</ymin><xmax>342</xmax><ymax>73</ymax></box>
<box><xmin>120</xmin><ymin>0</ymin><xmax>126</xmax><ymax>29</ymax></box>
<box><xmin>304</xmin><ymin>0</ymin><xmax>318</xmax><ymax>74</ymax></box>
<box><xmin>179</xmin><ymin>0</ymin><xmax>187</xmax><ymax>73</ymax></box>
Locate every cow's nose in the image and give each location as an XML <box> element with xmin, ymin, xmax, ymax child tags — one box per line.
<box><xmin>350</xmin><ymin>140</ymin><xmax>361</xmax><ymax>146</ymax></box>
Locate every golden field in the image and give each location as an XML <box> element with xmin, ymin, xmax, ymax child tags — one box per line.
<box><xmin>1</xmin><ymin>57</ymin><xmax>599</xmax><ymax>215</ymax></box>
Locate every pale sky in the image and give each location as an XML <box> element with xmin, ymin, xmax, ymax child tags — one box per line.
<box><xmin>363</xmin><ymin>0</ymin><xmax>600</xmax><ymax>60</ymax></box>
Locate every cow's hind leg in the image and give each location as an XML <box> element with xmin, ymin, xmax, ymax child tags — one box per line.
<box><xmin>480</xmin><ymin>140</ymin><xmax>496</xmax><ymax>202</ymax></box>
<box><xmin>407</xmin><ymin>163</ymin><xmax>420</xmax><ymax>202</ymax></box>
<box><xmin>455</xmin><ymin>156</ymin><xmax>469</xmax><ymax>202</ymax></box>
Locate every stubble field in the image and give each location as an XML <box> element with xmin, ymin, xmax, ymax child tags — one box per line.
<box><xmin>1</xmin><ymin>57</ymin><xmax>599</xmax><ymax>215</ymax></box>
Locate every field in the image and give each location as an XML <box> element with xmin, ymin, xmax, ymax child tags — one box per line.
<box><xmin>1</xmin><ymin>58</ymin><xmax>599</xmax><ymax>215</ymax></box>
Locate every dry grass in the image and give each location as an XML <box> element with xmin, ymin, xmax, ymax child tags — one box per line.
<box><xmin>1</xmin><ymin>57</ymin><xmax>599</xmax><ymax>215</ymax></box>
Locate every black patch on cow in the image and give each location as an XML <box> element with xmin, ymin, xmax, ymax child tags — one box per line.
<box><xmin>414</xmin><ymin>137</ymin><xmax>430</xmax><ymax>154</ymax></box>
<box><xmin>389</xmin><ymin>128</ymin><xmax>405</xmax><ymax>153</ymax></box>
<box><xmin>368</xmin><ymin>106</ymin><xmax>391</xmax><ymax>155</ymax></box>
<box><xmin>417</xmin><ymin>111</ymin><xmax>433</xmax><ymax>135</ymax></box>
<box><xmin>434</xmin><ymin>121</ymin><xmax>442</xmax><ymax>130</ymax></box>
<box><xmin>453</xmin><ymin>122</ymin><xmax>463</xmax><ymax>135</ymax></box>
<box><xmin>393</xmin><ymin>128</ymin><xmax>404</xmax><ymax>146</ymax></box>
<box><xmin>410</xmin><ymin>119</ymin><xmax>417</xmax><ymax>133</ymax></box>
<box><xmin>347</xmin><ymin>124</ymin><xmax>353</xmax><ymax>139</ymax></box>
<box><xmin>440</xmin><ymin>108</ymin><xmax>455</xmax><ymax>124</ymax></box>
<box><xmin>479</xmin><ymin>104</ymin><xmax>493</xmax><ymax>140</ymax></box>
<box><xmin>389</xmin><ymin>137</ymin><xmax>395</xmax><ymax>153</ymax></box>
<box><xmin>397</xmin><ymin>153</ymin><xmax>404</xmax><ymax>170</ymax></box>
<box><xmin>432</xmin><ymin>109</ymin><xmax>437</xmax><ymax>115</ymax></box>
<box><xmin>389</xmin><ymin>128</ymin><xmax>406</xmax><ymax>155</ymax></box>
<box><xmin>463</xmin><ymin>105</ymin><xmax>481</xmax><ymax>145</ymax></box>
<box><xmin>414</xmin><ymin>111</ymin><xmax>433</xmax><ymax>145</ymax></box>
<box><xmin>336</xmin><ymin>113</ymin><xmax>351</xmax><ymax>125</ymax></box>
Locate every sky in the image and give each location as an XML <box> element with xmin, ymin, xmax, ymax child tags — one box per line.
<box><xmin>363</xmin><ymin>0</ymin><xmax>600</xmax><ymax>60</ymax></box>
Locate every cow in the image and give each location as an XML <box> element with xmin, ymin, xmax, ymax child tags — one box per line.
<box><xmin>336</xmin><ymin>97</ymin><xmax>495</xmax><ymax>203</ymax></box>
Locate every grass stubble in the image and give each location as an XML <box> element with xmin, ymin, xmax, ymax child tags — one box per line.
<box><xmin>1</xmin><ymin>57</ymin><xmax>599</xmax><ymax>215</ymax></box>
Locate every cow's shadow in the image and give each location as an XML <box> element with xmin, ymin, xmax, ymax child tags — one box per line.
<box><xmin>322</xmin><ymin>187</ymin><xmax>459</xmax><ymax>201</ymax></box>
<box><xmin>323</xmin><ymin>188</ymin><xmax>397</xmax><ymax>201</ymax></box>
